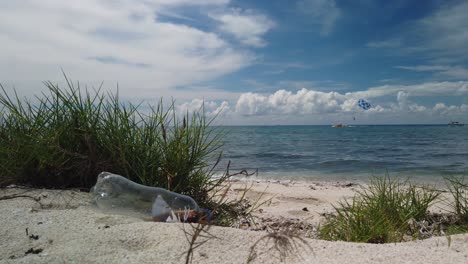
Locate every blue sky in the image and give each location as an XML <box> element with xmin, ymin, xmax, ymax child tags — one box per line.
<box><xmin>1</xmin><ymin>0</ymin><xmax>468</xmax><ymax>125</ymax></box>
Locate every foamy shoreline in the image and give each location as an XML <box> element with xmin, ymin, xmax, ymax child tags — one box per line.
<box><xmin>1</xmin><ymin>180</ymin><xmax>467</xmax><ymax>263</ymax></box>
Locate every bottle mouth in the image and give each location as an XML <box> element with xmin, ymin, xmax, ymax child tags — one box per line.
<box><xmin>198</xmin><ymin>208</ymin><xmax>215</xmax><ymax>222</ymax></box>
<box><xmin>171</xmin><ymin>208</ymin><xmax>215</xmax><ymax>223</ymax></box>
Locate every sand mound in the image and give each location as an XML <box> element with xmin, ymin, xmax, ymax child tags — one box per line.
<box><xmin>1</xmin><ymin>186</ymin><xmax>467</xmax><ymax>264</ymax></box>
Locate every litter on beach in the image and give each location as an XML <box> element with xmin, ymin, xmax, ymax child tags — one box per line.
<box><xmin>91</xmin><ymin>172</ymin><xmax>207</xmax><ymax>223</ymax></box>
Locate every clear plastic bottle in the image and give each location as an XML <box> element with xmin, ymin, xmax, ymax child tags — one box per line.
<box><xmin>91</xmin><ymin>172</ymin><xmax>200</xmax><ymax>222</ymax></box>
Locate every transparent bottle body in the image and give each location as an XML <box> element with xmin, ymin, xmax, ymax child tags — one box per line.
<box><xmin>91</xmin><ymin>172</ymin><xmax>199</xmax><ymax>222</ymax></box>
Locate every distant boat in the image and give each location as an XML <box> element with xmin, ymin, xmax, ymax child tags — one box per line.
<box><xmin>448</xmin><ymin>121</ymin><xmax>464</xmax><ymax>127</ymax></box>
<box><xmin>332</xmin><ymin>123</ymin><xmax>347</xmax><ymax>128</ymax></box>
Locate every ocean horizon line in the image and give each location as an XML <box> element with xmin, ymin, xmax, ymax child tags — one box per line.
<box><xmin>213</xmin><ymin>123</ymin><xmax>465</xmax><ymax>127</ymax></box>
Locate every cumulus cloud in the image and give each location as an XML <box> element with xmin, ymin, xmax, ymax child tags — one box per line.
<box><xmin>232</xmin><ymin>88</ymin><xmax>377</xmax><ymax>116</ymax></box>
<box><xmin>233</xmin><ymin>81</ymin><xmax>468</xmax><ymax>117</ymax></box>
<box><xmin>297</xmin><ymin>0</ymin><xmax>341</xmax><ymax>36</ymax></box>
<box><xmin>175</xmin><ymin>81</ymin><xmax>468</xmax><ymax>124</ymax></box>
<box><xmin>396</xmin><ymin>91</ymin><xmax>409</xmax><ymax>109</ymax></box>
<box><xmin>0</xmin><ymin>0</ymin><xmax>257</xmax><ymax>98</ymax></box>
<box><xmin>393</xmin><ymin>91</ymin><xmax>427</xmax><ymax>113</ymax></box>
<box><xmin>432</xmin><ymin>103</ymin><xmax>468</xmax><ymax>116</ymax></box>
<box><xmin>176</xmin><ymin>98</ymin><xmax>231</xmax><ymax>119</ymax></box>
<box><xmin>235</xmin><ymin>89</ymin><xmax>347</xmax><ymax>115</ymax></box>
<box><xmin>211</xmin><ymin>9</ymin><xmax>275</xmax><ymax>47</ymax></box>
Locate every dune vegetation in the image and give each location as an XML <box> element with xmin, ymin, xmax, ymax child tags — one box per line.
<box><xmin>319</xmin><ymin>175</ymin><xmax>468</xmax><ymax>243</ymax></box>
<box><xmin>0</xmin><ymin>76</ymin><xmax>231</xmax><ymax>214</ymax></box>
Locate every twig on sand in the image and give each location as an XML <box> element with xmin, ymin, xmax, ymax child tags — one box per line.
<box><xmin>1</xmin><ymin>187</ymin><xmax>89</xmax><ymax>209</ymax></box>
<box><xmin>180</xmin><ymin>164</ymin><xmax>267</xmax><ymax>263</ymax></box>
<box><xmin>247</xmin><ymin>231</ymin><xmax>313</xmax><ymax>263</ymax></box>
<box><xmin>0</xmin><ymin>192</ymin><xmax>41</xmax><ymax>202</ymax></box>
<box><xmin>181</xmin><ymin>221</ymin><xmax>220</xmax><ymax>264</ymax></box>
<box><xmin>181</xmin><ymin>165</ymin><xmax>234</xmax><ymax>264</ymax></box>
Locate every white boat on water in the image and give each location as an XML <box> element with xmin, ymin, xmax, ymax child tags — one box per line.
<box><xmin>448</xmin><ymin>121</ymin><xmax>464</xmax><ymax>127</ymax></box>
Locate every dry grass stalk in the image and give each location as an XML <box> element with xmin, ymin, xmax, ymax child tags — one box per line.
<box><xmin>247</xmin><ymin>231</ymin><xmax>313</xmax><ymax>263</ymax></box>
<box><xmin>181</xmin><ymin>183</ymin><xmax>229</xmax><ymax>264</ymax></box>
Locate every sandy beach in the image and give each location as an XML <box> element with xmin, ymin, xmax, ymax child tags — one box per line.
<box><xmin>1</xmin><ymin>180</ymin><xmax>467</xmax><ymax>264</ymax></box>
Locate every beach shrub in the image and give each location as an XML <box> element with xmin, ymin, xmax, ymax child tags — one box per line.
<box><xmin>0</xmin><ymin>76</ymin><xmax>224</xmax><ymax>208</ymax></box>
<box><xmin>443</xmin><ymin>175</ymin><xmax>468</xmax><ymax>234</ymax></box>
<box><xmin>319</xmin><ymin>175</ymin><xmax>440</xmax><ymax>243</ymax></box>
<box><xmin>444</xmin><ymin>175</ymin><xmax>468</xmax><ymax>222</ymax></box>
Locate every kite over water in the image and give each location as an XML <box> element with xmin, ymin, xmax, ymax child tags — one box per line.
<box><xmin>358</xmin><ymin>99</ymin><xmax>371</xmax><ymax>110</ymax></box>
<box><xmin>353</xmin><ymin>99</ymin><xmax>371</xmax><ymax>121</ymax></box>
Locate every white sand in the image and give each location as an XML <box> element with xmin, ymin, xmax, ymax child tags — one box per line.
<box><xmin>1</xmin><ymin>182</ymin><xmax>467</xmax><ymax>264</ymax></box>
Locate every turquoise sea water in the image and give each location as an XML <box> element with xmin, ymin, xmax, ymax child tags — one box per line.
<box><xmin>218</xmin><ymin>125</ymin><xmax>468</xmax><ymax>183</ymax></box>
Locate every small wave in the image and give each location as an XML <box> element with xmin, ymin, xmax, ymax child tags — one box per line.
<box><xmin>318</xmin><ymin>159</ymin><xmax>361</xmax><ymax>166</ymax></box>
<box><xmin>427</xmin><ymin>153</ymin><xmax>468</xmax><ymax>158</ymax></box>
<box><xmin>252</xmin><ymin>152</ymin><xmax>315</xmax><ymax>160</ymax></box>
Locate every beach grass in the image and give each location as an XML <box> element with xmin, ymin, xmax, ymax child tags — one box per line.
<box><xmin>318</xmin><ymin>175</ymin><xmax>441</xmax><ymax>243</ymax></box>
<box><xmin>443</xmin><ymin>175</ymin><xmax>468</xmax><ymax>234</ymax></box>
<box><xmin>0</xmin><ymin>75</ymin><xmax>225</xmax><ymax>209</ymax></box>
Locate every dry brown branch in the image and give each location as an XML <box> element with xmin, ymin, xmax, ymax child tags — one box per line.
<box><xmin>0</xmin><ymin>187</ymin><xmax>41</xmax><ymax>202</ymax></box>
<box><xmin>181</xmin><ymin>185</ymin><xmax>229</xmax><ymax>264</ymax></box>
<box><xmin>207</xmin><ymin>160</ymin><xmax>258</xmax><ymax>193</ymax></box>
<box><xmin>0</xmin><ymin>194</ymin><xmax>40</xmax><ymax>201</ymax></box>
<box><xmin>1</xmin><ymin>186</ymin><xmax>89</xmax><ymax>209</ymax></box>
<box><xmin>180</xmin><ymin>161</ymin><xmax>264</xmax><ymax>263</ymax></box>
<box><xmin>182</xmin><ymin>221</ymin><xmax>219</xmax><ymax>264</ymax></box>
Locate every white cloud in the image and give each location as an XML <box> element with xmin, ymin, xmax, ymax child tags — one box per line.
<box><xmin>396</xmin><ymin>65</ymin><xmax>468</xmax><ymax>79</ymax></box>
<box><xmin>211</xmin><ymin>9</ymin><xmax>275</xmax><ymax>47</ymax></box>
<box><xmin>433</xmin><ymin>103</ymin><xmax>447</xmax><ymax>112</ymax></box>
<box><xmin>0</xmin><ymin>0</ymin><xmax>255</xmax><ymax>99</ymax></box>
<box><xmin>236</xmin><ymin>88</ymin><xmax>352</xmax><ymax>115</ymax></box>
<box><xmin>393</xmin><ymin>91</ymin><xmax>427</xmax><ymax>113</ymax></box>
<box><xmin>151</xmin><ymin>0</ymin><xmax>230</xmax><ymax>6</ymax></box>
<box><xmin>351</xmin><ymin>82</ymin><xmax>468</xmax><ymax>99</ymax></box>
<box><xmin>234</xmin><ymin>81</ymin><xmax>468</xmax><ymax>117</ymax></box>
<box><xmin>297</xmin><ymin>0</ymin><xmax>341</xmax><ymax>36</ymax></box>
<box><xmin>367</xmin><ymin>1</ymin><xmax>468</xmax><ymax>62</ymax></box>
<box><xmin>366</xmin><ymin>39</ymin><xmax>402</xmax><ymax>48</ymax></box>
<box><xmin>396</xmin><ymin>91</ymin><xmax>409</xmax><ymax>109</ymax></box>
<box><xmin>175</xmin><ymin>81</ymin><xmax>468</xmax><ymax>124</ymax></box>
<box><xmin>176</xmin><ymin>98</ymin><xmax>230</xmax><ymax>119</ymax></box>
<box><xmin>432</xmin><ymin>103</ymin><xmax>468</xmax><ymax>116</ymax></box>
<box><xmin>415</xmin><ymin>1</ymin><xmax>468</xmax><ymax>59</ymax></box>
